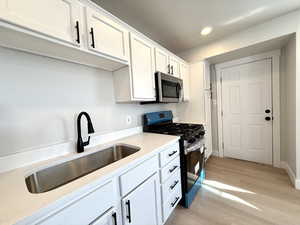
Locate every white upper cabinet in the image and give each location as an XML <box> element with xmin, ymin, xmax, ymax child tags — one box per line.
<box><xmin>130</xmin><ymin>33</ymin><xmax>155</xmax><ymax>100</ymax></box>
<box><xmin>169</xmin><ymin>56</ymin><xmax>181</xmax><ymax>78</ymax></box>
<box><xmin>155</xmin><ymin>48</ymin><xmax>169</xmax><ymax>74</ymax></box>
<box><xmin>155</xmin><ymin>48</ymin><xmax>182</xmax><ymax>78</ymax></box>
<box><xmin>85</xmin><ymin>7</ymin><xmax>129</xmax><ymax>62</ymax></box>
<box><xmin>180</xmin><ymin>63</ymin><xmax>190</xmax><ymax>101</ymax></box>
<box><xmin>0</xmin><ymin>0</ymin><xmax>81</xmax><ymax>46</ymax></box>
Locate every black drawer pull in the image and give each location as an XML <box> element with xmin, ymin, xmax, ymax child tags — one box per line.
<box><xmin>169</xmin><ymin>165</ymin><xmax>178</xmax><ymax>173</ymax></box>
<box><xmin>112</xmin><ymin>212</ymin><xmax>117</xmax><ymax>225</ymax></box>
<box><xmin>126</xmin><ymin>200</ymin><xmax>131</xmax><ymax>223</ymax></box>
<box><xmin>171</xmin><ymin>197</ymin><xmax>180</xmax><ymax>207</ymax></box>
<box><xmin>170</xmin><ymin>180</ymin><xmax>179</xmax><ymax>190</ymax></box>
<box><xmin>90</xmin><ymin>27</ymin><xmax>95</xmax><ymax>48</ymax></box>
<box><xmin>168</xmin><ymin>151</ymin><xmax>177</xmax><ymax>157</ymax></box>
<box><xmin>75</xmin><ymin>21</ymin><xmax>80</xmax><ymax>44</ymax></box>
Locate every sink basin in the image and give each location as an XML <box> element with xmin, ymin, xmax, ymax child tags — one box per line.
<box><xmin>25</xmin><ymin>144</ymin><xmax>140</xmax><ymax>194</ymax></box>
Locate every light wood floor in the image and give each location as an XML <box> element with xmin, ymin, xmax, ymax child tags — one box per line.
<box><xmin>166</xmin><ymin>156</ymin><xmax>300</xmax><ymax>225</ymax></box>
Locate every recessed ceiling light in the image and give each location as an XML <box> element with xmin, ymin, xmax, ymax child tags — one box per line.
<box><xmin>201</xmin><ymin>27</ymin><xmax>213</xmax><ymax>36</ymax></box>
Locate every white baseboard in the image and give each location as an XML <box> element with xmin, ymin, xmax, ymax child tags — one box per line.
<box><xmin>280</xmin><ymin>161</ymin><xmax>300</xmax><ymax>189</ymax></box>
<box><xmin>0</xmin><ymin>126</ymin><xmax>142</xmax><ymax>173</ymax></box>
<box><xmin>212</xmin><ymin>150</ymin><xmax>219</xmax><ymax>157</ymax></box>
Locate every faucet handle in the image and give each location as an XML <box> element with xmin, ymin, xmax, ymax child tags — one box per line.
<box><xmin>83</xmin><ymin>136</ymin><xmax>91</xmax><ymax>147</ymax></box>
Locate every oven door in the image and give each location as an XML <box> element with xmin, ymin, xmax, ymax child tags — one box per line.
<box><xmin>185</xmin><ymin>143</ymin><xmax>206</xmax><ymax>192</ymax></box>
<box><xmin>156</xmin><ymin>72</ymin><xmax>183</xmax><ymax>103</ymax></box>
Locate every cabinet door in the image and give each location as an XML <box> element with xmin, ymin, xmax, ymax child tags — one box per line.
<box><xmin>130</xmin><ymin>33</ymin><xmax>155</xmax><ymax>100</ymax></box>
<box><xmin>169</xmin><ymin>57</ymin><xmax>181</xmax><ymax>78</ymax></box>
<box><xmin>180</xmin><ymin>63</ymin><xmax>190</xmax><ymax>101</ymax></box>
<box><xmin>90</xmin><ymin>208</ymin><xmax>118</xmax><ymax>225</ymax></box>
<box><xmin>155</xmin><ymin>48</ymin><xmax>169</xmax><ymax>74</ymax></box>
<box><xmin>86</xmin><ymin>8</ymin><xmax>129</xmax><ymax>62</ymax></box>
<box><xmin>122</xmin><ymin>174</ymin><xmax>160</xmax><ymax>225</ymax></box>
<box><xmin>0</xmin><ymin>0</ymin><xmax>81</xmax><ymax>45</ymax></box>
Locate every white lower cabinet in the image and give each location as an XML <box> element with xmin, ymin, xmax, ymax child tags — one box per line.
<box><xmin>159</xmin><ymin>149</ymin><xmax>182</xmax><ymax>224</ymax></box>
<box><xmin>26</xmin><ymin>141</ymin><xmax>180</xmax><ymax>225</ymax></box>
<box><xmin>122</xmin><ymin>174</ymin><xmax>161</xmax><ymax>225</ymax></box>
<box><xmin>90</xmin><ymin>208</ymin><xmax>118</xmax><ymax>225</ymax></box>
<box><xmin>37</xmin><ymin>180</ymin><xmax>119</xmax><ymax>225</ymax></box>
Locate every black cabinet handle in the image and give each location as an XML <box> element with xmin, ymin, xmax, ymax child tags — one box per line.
<box><xmin>112</xmin><ymin>212</ymin><xmax>117</xmax><ymax>225</ymax></box>
<box><xmin>169</xmin><ymin>165</ymin><xmax>178</xmax><ymax>173</ymax></box>
<box><xmin>126</xmin><ymin>200</ymin><xmax>132</xmax><ymax>223</ymax></box>
<box><xmin>168</xmin><ymin>150</ymin><xmax>177</xmax><ymax>157</ymax></box>
<box><xmin>170</xmin><ymin>180</ymin><xmax>179</xmax><ymax>190</ymax></box>
<box><xmin>171</xmin><ymin>197</ymin><xmax>180</xmax><ymax>207</ymax></box>
<box><xmin>171</xmin><ymin>66</ymin><xmax>174</xmax><ymax>75</ymax></box>
<box><xmin>75</xmin><ymin>21</ymin><xmax>80</xmax><ymax>44</ymax></box>
<box><xmin>168</xmin><ymin>64</ymin><xmax>171</xmax><ymax>74</ymax></box>
<box><xmin>90</xmin><ymin>27</ymin><xmax>95</xmax><ymax>48</ymax></box>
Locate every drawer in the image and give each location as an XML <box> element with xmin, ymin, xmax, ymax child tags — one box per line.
<box><xmin>120</xmin><ymin>155</ymin><xmax>159</xmax><ymax>196</ymax></box>
<box><xmin>162</xmin><ymin>185</ymin><xmax>182</xmax><ymax>222</ymax></box>
<box><xmin>160</xmin><ymin>156</ymin><xmax>180</xmax><ymax>183</ymax></box>
<box><xmin>160</xmin><ymin>142</ymin><xmax>180</xmax><ymax>167</ymax></box>
<box><xmin>161</xmin><ymin>168</ymin><xmax>181</xmax><ymax>204</ymax></box>
<box><xmin>37</xmin><ymin>180</ymin><xmax>115</xmax><ymax>225</ymax></box>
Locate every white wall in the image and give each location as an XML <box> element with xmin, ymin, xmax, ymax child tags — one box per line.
<box><xmin>180</xmin><ymin>10</ymin><xmax>300</xmax><ymax>63</ymax></box>
<box><xmin>281</xmin><ymin>36</ymin><xmax>297</xmax><ymax>174</ymax></box>
<box><xmin>0</xmin><ymin>46</ymin><xmax>178</xmax><ymax>157</ymax></box>
<box><xmin>296</xmin><ymin>27</ymin><xmax>300</xmax><ymax>180</ymax></box>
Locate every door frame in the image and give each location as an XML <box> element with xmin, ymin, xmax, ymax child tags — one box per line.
<box><xmin>215</xmin><ymin>50</ymin><xmax>281</xmax><ymax>167</ymax></box>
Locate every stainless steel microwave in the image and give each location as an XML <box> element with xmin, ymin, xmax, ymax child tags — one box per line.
<box><xmin>155</xmin><ymin>72</ymin><xmax>183</xmax><ymax>103</ymax></box>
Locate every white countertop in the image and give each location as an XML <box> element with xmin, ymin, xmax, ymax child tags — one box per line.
<box><xmin>0</xmin><ymin>133</ymin><xmax>179</xmax><ymax>225</ymax></box>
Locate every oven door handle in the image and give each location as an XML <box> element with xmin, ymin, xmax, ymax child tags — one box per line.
<box><xmin>185</xmin><ymin>144</ymin><xmax>206</xmax><ymax>155</ymax></box>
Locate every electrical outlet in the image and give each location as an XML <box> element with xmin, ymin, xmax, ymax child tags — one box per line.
<box><xmin>126</xmin><ymin>115</ymin><xmax>132</xmax><ymax>125</ymax></box>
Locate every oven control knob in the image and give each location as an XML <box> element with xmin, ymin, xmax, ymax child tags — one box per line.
<box><xmin>188</xmin><ymin>138</ymin><xmax>196</xmax><ymax>143</ymax></box>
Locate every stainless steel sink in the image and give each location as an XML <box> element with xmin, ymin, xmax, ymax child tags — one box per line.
<box><xmin>25</xmin><ymin>144</ymin><xmax>140</xmax><ymax>194</ymax></box>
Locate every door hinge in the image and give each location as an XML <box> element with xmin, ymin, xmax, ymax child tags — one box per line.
<box><xmin>221</xmin><ymin>110</ymin><xmax>224</xmax><ymax>117</ymax></box>
<box><xmin>222</xmin><ymin>142</ymin><xmax>224</xmax><ymax>149</ymax></box>
<box><xmin>220</xmin><ymin>77</ymin><xmax>223</xmax><ymax>83</ymax></box>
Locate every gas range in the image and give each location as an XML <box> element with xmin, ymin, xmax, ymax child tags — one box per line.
<box><xmin>144</xmin><ymin>122</ymin><xmax>205</xmax><ymax>143</ymax></box>
<box><xmin>143</xmin><ymin>111</ymin><xmax>206</xmax><ymax>208</ymax></box>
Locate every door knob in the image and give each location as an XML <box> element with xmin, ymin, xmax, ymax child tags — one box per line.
<box><xmin>265</xmin><ymin>116</ymin><xmax>271</xmax><ymax>121</ymax></box>
<box><xmin>265</xmin><ymin>109</ymin><xmax>271</xmax><ymax>113</ymax></box>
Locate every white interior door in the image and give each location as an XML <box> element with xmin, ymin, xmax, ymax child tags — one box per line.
<box><xmin>221</xmin><ymin>59</ymin><xmax>272</xmax><ymax>164</ymax></box>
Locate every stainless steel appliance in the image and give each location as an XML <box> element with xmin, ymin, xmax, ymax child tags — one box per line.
<box><xmin>143</xmin><ymin>110</ymin><xmax>206</xmax><ymax>208</ymax></box>
<box><xmin>155</xmin><ymin>72</ymin><xmax>183</xmax><ymax>103</ymax></box>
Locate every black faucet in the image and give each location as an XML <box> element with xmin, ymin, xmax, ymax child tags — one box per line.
<box><xmin>77</xmin><ymin>112</ymin><xmax>95</xmax><ymax>153</ymax></box>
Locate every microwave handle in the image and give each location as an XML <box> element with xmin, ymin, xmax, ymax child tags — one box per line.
<box><xmin>177</xmin><ymin>83</ymin><xmax>183</xmax><ymax>102</ymax></box>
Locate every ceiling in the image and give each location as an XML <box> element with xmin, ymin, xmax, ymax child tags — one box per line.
<box><xmin>92</xmin><ymin>0</ymin><xmax>300</xmax><ymax>54</ymax></box>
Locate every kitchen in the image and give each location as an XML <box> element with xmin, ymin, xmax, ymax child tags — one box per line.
<box><xmin>0</xmin><ymin>0</ymin><xmax>300</xmax><ymax>225</ymax></box>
